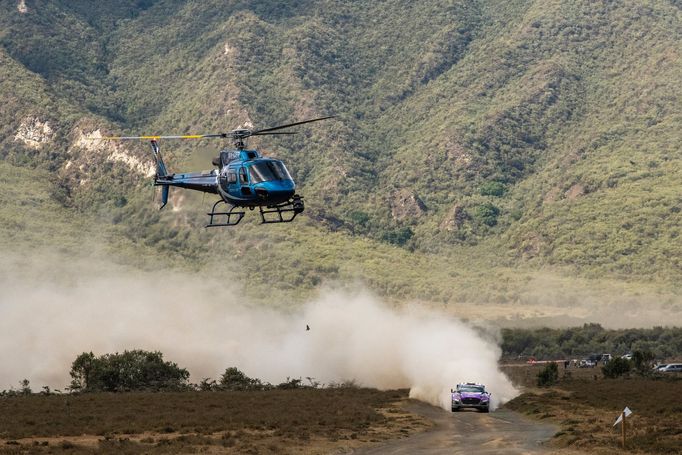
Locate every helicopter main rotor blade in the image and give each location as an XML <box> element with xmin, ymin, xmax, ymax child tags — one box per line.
<box><xmin>98</xmin><ymin>134</ymin><xmax>217</xmax><ymax>140</ymax></box>
<box><xmin>252</xmin><ymin>131</ymin><xmax>298</xmax><ymax>136</ymax></box>
<box><xmin>252</xmin><ymin>115</ymin><xmax>335</xmax><ymax>135</ymax></box>
<box><xmin>93</xmin><ymin>116</ymin><xmax>333</xmax><ymax>141</ymax></box>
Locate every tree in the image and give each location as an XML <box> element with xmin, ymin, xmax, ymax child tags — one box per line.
<box><xmin>19</xmin><ymin>379</ymin><xmax>31</xmax><ymax>395</ymax></box>
<box><xmin>475</xmin><ymin>203</ymin><xmax>500</xmax><ymax>227</ymax></box>
<box><xmin>70</xmin><ymin>352</ymin><xmax>96</xmax><ymax>391</ymax></box>
<box><xmin>479</xmin><ymin>181</ymin><xmax>507</xmax><ymax>197</ymax></box>
<box><xmin>537</xmin><ymin>362</ymin><xmax>559</xmax><ymax>387</ymax></box>
<box><xmin>69</xmin><ymin>350</ymin><xmax>190</xmax><ymax>392</ymax></box>
<box><xmin>632</xmin><ymin>350</ymin><xmax>655</xmax><ymax>375</ymax></box>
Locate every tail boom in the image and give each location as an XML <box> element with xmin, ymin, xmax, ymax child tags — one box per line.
<box><xmin>150</xmin><ymin>140</ymin><xmax>170</xmax><ymax>209</ymax></box>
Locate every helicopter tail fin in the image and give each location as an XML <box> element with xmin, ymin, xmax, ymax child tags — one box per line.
<box><xmin>150</xmin><ymin>140</ymin><xmax>170</xmax><ymax>209</ymax></box>
<box><xmin>159</xmin><ymin>184</ymin><xmax>169</xmax><ymax>210</ymax></box>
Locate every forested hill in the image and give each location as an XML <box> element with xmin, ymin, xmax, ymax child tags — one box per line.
<box><xmin>1</xmin><ymin>0</ymin><xmax>681</xmax><ymax>306</ymax></box>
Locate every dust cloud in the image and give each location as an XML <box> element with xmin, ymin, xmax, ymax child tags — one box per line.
<box><xmin>0</xmin><ymin>255</ymin><xmax>517</xmax><ymax>410</ymax></box>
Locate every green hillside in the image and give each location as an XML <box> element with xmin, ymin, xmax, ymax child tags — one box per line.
<box><xmin>1</xmin><ymin>0</ymin><xmax>681</xmax><ymax>317</ymax></box>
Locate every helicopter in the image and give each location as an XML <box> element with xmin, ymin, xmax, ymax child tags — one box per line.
<box><xmin>100</xmin><ymin>116</ymin><xmax>333</xmax><ymax>227</ymax></box>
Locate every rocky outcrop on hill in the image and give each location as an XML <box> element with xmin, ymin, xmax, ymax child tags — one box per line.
<box><xmin>390</xmin><ymin>189</ymin><xmax>427</xmax><ymax>221</ymax></box>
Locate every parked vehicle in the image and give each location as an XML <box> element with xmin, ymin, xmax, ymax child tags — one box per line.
<box><xmin>587</xmin><ymin>353</ymin><xmax>603</xmax><ymax>363</ymax></box>
<box><xmin>658</xmin><ymin>363</ymin><xmax>682</xmax><ymax>373</ymax></box>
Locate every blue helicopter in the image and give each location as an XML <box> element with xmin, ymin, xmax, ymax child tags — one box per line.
<box><xmin>102</xmin><ymin>116</ymin><xmax>333</xmax><ymax>227</ymax></box>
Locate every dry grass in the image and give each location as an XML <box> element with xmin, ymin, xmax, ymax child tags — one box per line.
<box><xmin>504</xmin><ymin>365</ymin><xmax>682</xmax><ymax>454</ymax></box>
<box><xmin>0</xmin><ymin>388</ymin><xmax>428</xmax><ymax>454</ymax></box>
<box><xmin>502</xmin><ymin>362</ymin><xmax>604</xmax><ymax>388</ymax></box>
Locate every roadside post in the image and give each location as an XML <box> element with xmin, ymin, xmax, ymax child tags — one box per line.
<box><xmin>613</xmin><ymin>407</ymin><xmax>633</xmax><ymax>449</ymax></box>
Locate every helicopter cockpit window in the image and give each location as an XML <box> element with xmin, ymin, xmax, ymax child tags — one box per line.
<box><xmin>248</xmin><ymin>161</ymin><xmax>293</xmax><ymax>183</ymax></box>
<box><xmin>220</xmin><ymin>151</ymin><xmax>230</xmax><ymax>167</ymax></box>
<box><xmin>227</xmin><ymin>171</ymin><xmax>237</xmax><ymax>184</ymax></box>
<box><xmin>239</xmin><ymin>167</ymin><xmax>248</xmax><ymax>184</ymax></box>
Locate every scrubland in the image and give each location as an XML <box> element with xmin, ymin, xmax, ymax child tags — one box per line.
<box><xmin>0</xmin><ymin>388</ymin><xmax>427</xmax><ymax>454</ymax></box>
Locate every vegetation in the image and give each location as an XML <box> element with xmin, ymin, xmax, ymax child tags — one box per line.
<box><xmin>69</xmin><ymin>350</ymin><xmax>190</xmax><ymax>392</ymax></box>
<box><xmin>501</xmin><ymin>325</ymin><xmax>682</xmax><ymax>360</ymax></box>
<box><xmin>0</xmin><ymin>1</ymin><xmax>681</xmax><ymax>309</ymax></box>
<box><xmin>0</xmin><ymin>388</ymin><xmax>419</xmax><ymax>453</ymax></box>
<box><xmin>507</xmin><ymin>374</ymin><xmax>682</xmax><ymax>453</ymax></box>
<box><xmin>631</xmin><ymin>350</ymin><xmax>657</xmax><ymax>375</ymax></box>
<box><xmin>0</xmin><ymin>350</ymin><xmax>418</xmax><ymax>453</ymax></box>
<box><xmin>536</xmin><ymin>362</ymin><xmax>559</xmax><ymax>387</ymax></box>
<box><xmin>601</xmin><ymin>357</ymin><xmax>632</xmax><ymax>379</ymax></box>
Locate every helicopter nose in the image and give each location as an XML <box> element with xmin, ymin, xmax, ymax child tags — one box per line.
<box><xmin>257</xmin><ymin>180</ymin><xmax>295</xmax><ymax>202</ymax></box>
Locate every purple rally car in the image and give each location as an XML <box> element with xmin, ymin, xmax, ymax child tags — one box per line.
<box><xmin>451</xmin><ymin>383</ymin><xmax>491</xmax><ymax>413</ymax></box>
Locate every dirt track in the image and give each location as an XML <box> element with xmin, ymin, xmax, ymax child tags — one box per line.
<box><xmin>354</xmin><ymin>400</ymin><xmax>558</xmax><ymax>454</ymax></box>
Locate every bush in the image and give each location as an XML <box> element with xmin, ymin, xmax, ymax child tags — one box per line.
<box><xmin>19</xmin><ymin>379</ymin><xmax>31</xmax><ymax>396</ymax></box>
<box><xmin>380</xmin><ymin>226</ymin><xmax>414</xmax><ymax>246</ymax></box>
<box><xmin>632</xmin><ymin>350</ymin><xmax>656</xmax><ymax>375</ymax></box>
<box><xmin>276</xmin><ymin>377</ymin><xmax>302</xmax><ymax>389</ymax></box>
<box><xmin>69</xmin><ymin>350</ymin><xmax>190</xmax><ymax>392</ymax></box>
<box><xmin>475</xmin><ymin>203</ymin><xmax>500</xmax><ymax>227</ymax></box>
<box><xmin>219</xmin><ymin>367</ymin><xmax>267</xmax><ymax>391</ymax></box>
<box><xmin>349</xmin><ymin>210</ymin><xmax>370</xmax><ymax>226</ymax></box>
<box><xmin>479</xmin><ymin>181</ymin><xmax>507</xmax><ymax>197</ymax></box>
<box><xmin>602</xmin><ymin>358</ymin><xmax>631</xmax><ymax>378</ymax></box>
<box><xmin>537</xmin><ymin>362</ymin><xmax>559</xmax><ymax>387</ymax></box>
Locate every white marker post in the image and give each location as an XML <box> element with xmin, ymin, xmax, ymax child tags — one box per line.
<box><xmin>613</xmin><ymin>407</ymin><xmax>633</xmax><ymax>449</ymax></box>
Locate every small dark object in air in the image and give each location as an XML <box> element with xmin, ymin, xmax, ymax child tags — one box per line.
<box><xmin>306</xmin><ymin>325</ymin><xmax>310</xmax><ymax>331</ymax></box>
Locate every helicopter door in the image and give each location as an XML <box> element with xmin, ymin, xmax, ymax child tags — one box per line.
<box><xmin>224</xmin><ymin>169</ymin><xmax>238</xmax><ymax>193</ymax></box>
<box><xmin>239</xmin><ymin>166</ymin><xmax>252</xmax><ymax>196</ymax></box>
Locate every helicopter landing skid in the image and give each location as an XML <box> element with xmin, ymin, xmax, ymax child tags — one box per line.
<box><xmin>259</xmin><ymin>195</ymin><xmax>304</xmax><ymax>224</ymax></box>
<box><xmin>206</xmin><ymin>200</ymin><xmax>245</xmax><ymax>227</ymax></box>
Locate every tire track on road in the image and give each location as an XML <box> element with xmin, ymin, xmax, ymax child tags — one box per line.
<box><xmin>354</xmin><ymin>400</ymin><xmax>558</xmax><ymax>454</ymax></box>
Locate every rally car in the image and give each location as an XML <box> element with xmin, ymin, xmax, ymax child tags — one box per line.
<box><xmin>451</xmin><ymin>383</ymin><xmax>491</xmax><ymax>412</ymax></box>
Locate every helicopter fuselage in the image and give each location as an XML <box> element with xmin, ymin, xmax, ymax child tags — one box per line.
<box><xmin>152</xmin><ymin>144</ymin><xmax>304</xmax><ymax>226</ymax></box>
<box><xmin>216</xmin><ymin>150</ymin><xmax>296</xmax><ymax>207</ymax></box>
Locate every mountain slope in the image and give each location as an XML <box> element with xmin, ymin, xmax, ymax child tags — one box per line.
<box><xmin>1</xmin><ymin>0</ymin><xmax>681</xmax><ymax>307</ymax></box>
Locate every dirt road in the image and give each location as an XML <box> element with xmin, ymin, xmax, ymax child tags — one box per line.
<box><xmin>354</xmin><ymin>400</ymin><xmax>558</xmax><ymax>455</ymax></box>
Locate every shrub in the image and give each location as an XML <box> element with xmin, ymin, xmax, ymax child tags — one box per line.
<box><xmin>602</xmin><ymin>358</ymin><xmax>631</xmax><ymax>378</ymax></box>
<box><xmin>537</xmin><ymin>362</ymin><xmax>559</xmax><ymax>387</ymax></box>
<box><xmin>198</xmin><ymin>378</ymin><xmax>218</xmax><ymax>391</ymax></box>
<box><xmin>475</xmin><ymin>203</ymin><xmax>500</xmax><ymax>227</ymax></box>
<box><xmin>219</xmin><ymin>367</ymin><xmax>267</xmax><ymax>391</ymax></box>
<box><xmin>380</xmin><ymin>227</ymin><xmax>414</xmax><ymax>246</ymax></box>
<box><xmin>632</xmin><ymin>350</ymin><xmax>656</xmax><ymax>375</ymax></box>
<box><xmin>349</xmin><ymin>210</ymin><xmax>370</xmax><ymax>226</ymax></box>
<box><xmin>479</xmin><ymin>181</ymin><xmax>507</xmax><ymax>197</ymax></box>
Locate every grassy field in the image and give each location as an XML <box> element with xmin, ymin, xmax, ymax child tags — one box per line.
<box><xmin>504</xmin><ymin>365</ymin><xmax>682</xmax><ymax>454</ymax></box>
<box><xmin>0</xmin><ymin>388</ymin><xmax>427</xmax><ymax>454</ymax></box>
